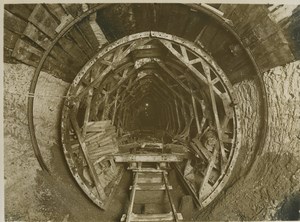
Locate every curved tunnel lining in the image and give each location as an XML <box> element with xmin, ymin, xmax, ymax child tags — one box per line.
<box><xmin>27</xmin><ymin>4</ymin><xmax>267</xmax><ymax>174</ymax></box>
<box><xmin>61</xmin><ymin>31</ymin><xmax>241</xmax><ymax>209</ymax></box>
<box><xmin>23</xmin><ymin>4</ymin><xmax>270</xmax><ymax>215</ymax></box>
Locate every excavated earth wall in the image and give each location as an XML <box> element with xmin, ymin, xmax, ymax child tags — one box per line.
<box><xmin>198</xmin><ymin>60</ymin><xmax>300</xmax><ymax>221</ymax></box>
<box><xmin>3</xmin><ymin>60</ymin><xmax>300</xmax><ymax>221</ymax></box>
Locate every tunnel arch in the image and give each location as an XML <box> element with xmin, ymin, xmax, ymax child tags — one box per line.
<box><xmin>4</xmin><ymin>3</ymin><xmax>300</xmax><ymax>221</ymax></box>
<box><xmin>25</xmin><ymin>3</ymin><xmax>271</xmax><ymax>214</ymax></box>
<box><xmin>27</xmin><ymin>3</ymin><xmax>268</xmax><ymax>178</ymax></box>
<box><xmin>61</xmin><ymin>31</ymin><xmax>242</xmax><ymax>209</ymax></box>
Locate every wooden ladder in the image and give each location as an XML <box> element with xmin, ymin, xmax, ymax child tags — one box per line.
<box><xmin>121</xmin><ymin>165</ymin><xmax>183</xmax><ymax>222</ymax></box>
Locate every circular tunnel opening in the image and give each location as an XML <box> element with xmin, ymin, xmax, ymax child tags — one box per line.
<box><xmin>6</xmin><ymin>3</ymin><xmax>300</xmax><ymax>222</ymax></box>
<box><xmin>61</xmin><ymin>31</ymin><xmax>241</xmax><ymax>214</ymax></box>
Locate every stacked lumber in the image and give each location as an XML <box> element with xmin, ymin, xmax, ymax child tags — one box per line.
<box><xmin>85</xmin><ymin>120</ymin><xmax>119</xmax><ymax>163</ymax></box>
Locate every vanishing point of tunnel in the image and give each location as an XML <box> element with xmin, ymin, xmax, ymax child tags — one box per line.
<box><xmin>3</xmin><ymin>3</ymin><xmax>300</xmax><ymax>222</ymax></box>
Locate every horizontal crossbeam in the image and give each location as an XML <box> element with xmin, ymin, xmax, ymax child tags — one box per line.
<box><xmin>113</xmin><ymin>153</ymin><xmax>187</xmax><ymax>162</ymax></box>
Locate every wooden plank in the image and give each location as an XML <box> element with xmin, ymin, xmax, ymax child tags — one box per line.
<box><xmin>85</xmin><ymin>131</ymin><xmax>115</xmax><ymax>143</ymax></box>
<box><xmin>23</xmin><ymin>22</ymin><xmax>53</xmax><ymax>50</ymax></box>
<box><xmin>219</xmin><ymin>4</ymin><xmax>238</xmax><ymax>18</ymax></box>
<box><xmin>198</xmin><ymin>145</ymin><xmax>218</xmax><ymax>200</ymax></box>
<box><xmin>88</xmin><ymin>142</ymin><xmax>117</xmax><ymax>152</ymax></box>
<box><xmin>129</xmin><ymin>184</ymin><xmax>172</xmax><ymax>191</ymax></box>
<box><xmin>61</xmin><ymin>3</ymin><xmax>83</xmax><ymax>17</ymax></box>
<box><xmin>137</xmin><ymin>172</ymin><xmax>163</xmax><ymax>184</ymax></box>
<box><xmin>12</xmin><ymin>39</ymin><xmax>67</xmax><ymax>79</ymax></box>
<box><xmin>191</xmin><ymin>138</ymin><xmax>212</xmax><ymax>161</ymax></box>
<box><xmin>25</xmin><ymin>4</ymin><xmax>36</xmax><ymax>11</ymax></box>
<box><xmin>190</xmin><ymin>89</ymin><xmax>201</xmax><ymax>134</ymax></box>
<box><xmin>12</xmin><ymin>38</ymin><xmax>43</xmax><ymax>67</ymax></box>
<box><xmin>28</xmin><ymin>4</ymin><xmax>88</xmax><ymax>66</ymax></box>
<box><xmin>5</xmin><ymin>4</ymin><xmax>34</xmax><ymax>20</ymax></box>
<box><xmin>70</xmin><ymin>111</ymin><xmax>107</xmax><ymax>200</ymax></box>
<box><xmin>4</xmin><ymin>47</ymin><xmax>17</xmax><ymax>63</ymax></box>
<box><xmin>236</xmin><ymin>6</ymin><xmax>266</xmax><ymax>35</ymax></box>
<box><xmin>46</xmin><ymin>4</ymin><xmax>94</xmax><ymax>58</ymax></box>
<box><xmin>4</xmin><ymin>28</ymin><xmax>20</xmax><ymax>49</ymax></box>
<box><xmin>125</xmin><ymin>172</ymin><xmax>138</xmax><ymax>222</ymax></box>
<box><xmin>162</xmin><ymin>171</ymin><xmax>180</xmax><ymax>221</ymax></box>
<box><xmin>113</xmin><ymin>153</ymin><xmax>186</xmax><ymax>163</ymax></box>
<box><xmin>63</xmin><ymin>4</ymin><xmax>100</xmax><ymax>49</ymax></box>
<box><xmin>87</xmin><ymin>120</ymin><xmax>112</xmax><ymax>128</ymax></box>
<box><xmin>251</xmin><ymin>33</ymin><xmax>294</xmax><ymax>71</ymax></box>
<box><xmin>225</xmin><ymin>63</ymin><xmax>255</xmax><ymax>83</ymax></box>
<box><xmin>203</xmin><ymin>62</ymin><xmax>227</xmax><ymax>168</ymax></box>
<box><xmin>111</xmin><ymin>89</ymin><xmax>120</xmax><ymax>125</ymax></box>
<box><xmin>79</xmin><ymin>18</ymin><xmax>102</xmax><ymax>49</ymax></box>
<box><xmin>4</xmin><ymin>10</ymin><xmax>27</xmax><ymax>34</ymax></box>
<box><xmin>28</xmin><ymin>4</ymin><xmax>59</xmax><ymax>39</ymax></box>
<box><xmin>129</xmin><ymin>212</ymin><xmax>180</xmax><ymax>221</ymax></box>
<box><xmin>88</xmin><ymin>140</ymin><xmax>117</xmax><ymax>150</ymax></box>
<box><xmin>89</xmin><ymin>149</ymin><xmax>118</xmax><ymax>161</ymax></box>
<box><xmin>23</xmin><ymin>23</ymin><xmax>80</xmax><ymax>74</ymax></box>
<box><xmin>82</xmin><ymin>76</ymin><xmax>94</xmax><ymax>136</ymax></box>
<box><xmin>58</xmin><ymin>35</ymin><xmax>89</xmax><ymax>67</ymax></box>
<box><xmin>87</xmin><ymin>135</ymin><xmax>116</xmax><ymax>146</ymax></box>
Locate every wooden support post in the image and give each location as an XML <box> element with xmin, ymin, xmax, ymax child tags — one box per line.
<box><xmin>112</xmin><ymin>89</ymin><xmax>120</xmax><ymax>125</ymax></box>
<box><xmin>190</xmin><ymin>86</ymin><xmax>201</xmax><ymax>135</ymax></box>
<box><xmin>174</xmin><ymin>99</ymin><xmax>182</xmax><ymax>134</ymax></box>
<box><xmin>102</xmin><ymin>92</ymin><xmax>109</xmax><ymax>120</ymax></box>
<box><xmin>125</xmin><ymin>172</ymin><xmax>139</xmax><ymax>222</ymax></box>
<box><xmin>169</xmin><ymin>102</ymin><xmax>177</xmax><ymax>135</ymax></box>
<box><xmin>162</xmin><ymin>172</ymin><xmax>179</xmax><ymax>222</ymax></box>
<box><xmin>82</xmin><ymin>74</ymin><xmax>94</xmax><ymax>136</ymax></box>
<box><xmin>203</xmin><ymin>62</ymin><xmax>227</xmax><ymax>167</ymax></box>
<box><xmin>198</xmin><ymin>145</ymin><xmax>218</xmax><ymax>201</ymax></box>
<box><xmin>161</xmin><ymin>106</ymin><xmax>169</xmax><ymax>133</ymax></box>
<box><xmin>173</xmin><ymin>163</ymin><xmax>201</xmax><ymax>209</ymax></box>
<box><xmin>181</xmin><ymin>99</ymin><xmax>188</xmax><ymax>127</ymax></box>
<box><xmin>166</xmin><ymin>105</ymin><xmax>172</xmax><ymax>134</ymax></box>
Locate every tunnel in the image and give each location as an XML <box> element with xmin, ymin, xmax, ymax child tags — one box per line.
<box><xmin>3</xmin><ymin>3</ymin><xmax>300</xmax><ymax>221</ymax></box>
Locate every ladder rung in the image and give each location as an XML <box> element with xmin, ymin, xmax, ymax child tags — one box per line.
<box><xmin>129</xmin><ymin>184</ymin><xmax>172</xmax><ymax>191</ymax></box>
<box><xmin>131</xmin><ymin>168</ymin><xmax>166</xmax><ymax>173</ymax></box>
<box><xmin>130</xmin><ymin>212</ymin><xmax>183</xmax><ymax>221</ymax></box>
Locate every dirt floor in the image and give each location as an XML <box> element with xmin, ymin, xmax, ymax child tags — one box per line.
<box><xmin>4</xmin><ymin>61</ymin><xmax>300</xmax><ymax>221</ymax></box>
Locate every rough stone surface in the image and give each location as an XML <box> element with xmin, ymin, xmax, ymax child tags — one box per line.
<box><xmin>197</xmin><ymin>60</ymin><xmax>300</xmax><ymax>221</ymax></box>
<box><xmin>263</xmin><ymin>61</ymin><xmax>300</xmax><ymax>157</ymax></box>
<box><xmin>232</xmin><ymin>79</ymin><xmax>262</xmax><ymax>177</ymax></box>
<box><xmin>4</xmin><ymin>63</ymin><xmax>69</xmax><ymax>220</ymax></box>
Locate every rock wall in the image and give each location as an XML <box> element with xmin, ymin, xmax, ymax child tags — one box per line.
<box><xmin>4</xmin><ymin>63</ymin><xmax>69</xmax><ymax>220</ymax></box>
<box><xmin>198</xmin><ymin>60</ymin><xmax>300</xmax><ymax>220</ymax></box>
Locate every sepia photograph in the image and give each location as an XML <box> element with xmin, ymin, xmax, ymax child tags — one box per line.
<box><xmin>2</xmin><ymin>2</ymin><xmax>300</xmax><ymax>221</ymax></box>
